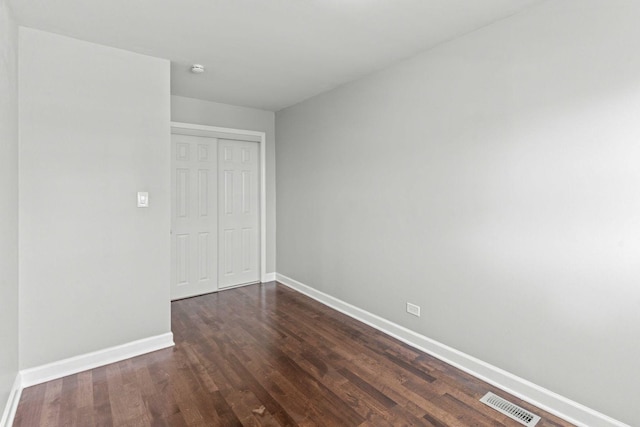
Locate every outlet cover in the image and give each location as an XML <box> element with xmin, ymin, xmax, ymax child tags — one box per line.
<box><xmin>407</xmin><ymin>303</ymin><xmax>421</xmax><ymax>317</ymax></box>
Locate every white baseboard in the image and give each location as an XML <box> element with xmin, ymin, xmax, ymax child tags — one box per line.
<box><xmin>0</xmin><ymin>374</ymin><xmax>22</xmax><ymax>427</ymax></box>
<box><xmin>262</xmin><ymin>272</ymin><xmax>276</xmax><ymax>282</ymax></box>
<box><xmin>20</xmin><ymin>332</ymin><xmax>174</xmax><ymax>388</ymax></box>
<box><xmin>275</xmin><ymin>273</ymin><xmax>628</xmax><ymax>427</ymax></box>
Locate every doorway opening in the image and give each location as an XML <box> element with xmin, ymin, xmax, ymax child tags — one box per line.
<box><xmin>170</xmin><ymin>122</ymin><xmax>266</xmax><ymax>300</ymax></box>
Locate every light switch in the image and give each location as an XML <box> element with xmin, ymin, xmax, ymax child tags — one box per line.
<box><xmin>137</xmin><ymin>192</ymin><xmax>149</xmax><ymax>208</ymax></box>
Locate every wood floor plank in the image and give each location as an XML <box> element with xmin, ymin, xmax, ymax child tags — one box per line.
<box><xmin>39</xmin><ymin>379</ymin><xmax>63</xmax><ymax>426</ymax></box>
<box><xmin>13</xmin><ymin>385</ymin><xmax>45</xmax><ymax>426</ymax></box>
<box><xmin>337</xmin><ymin>367</ymin><xmax>397</xmax><ymax>410</ymax></box>
<box><xmin>56</xmin><ymin>375</ymin><xmax>78</xmax><ymax>427</ymax></box>
<box><xmin>91</xmin><ymin>366</ymin><xmax>113</xmax><ymax>427</ymax></box>
<box><xmin>13</xmin><ymin>282</ymin><xmax>576</xmax><ymax>427</ymax></box>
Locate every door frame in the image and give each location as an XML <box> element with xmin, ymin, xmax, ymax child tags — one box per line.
<box><xmin>170</xmin><ymin>121</ymin><xmax>268</xmax><ymax>284</ymax></box>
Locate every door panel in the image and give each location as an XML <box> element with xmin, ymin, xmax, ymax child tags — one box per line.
<box><xmin>171</xmin><ymin>134</ymin><xmax>217</xmax><ymax>300</ymax></box>
<box><xmin>218</xmin><ymin>139</ymin><xmax>260</xmax><ymax>288</ymax></box>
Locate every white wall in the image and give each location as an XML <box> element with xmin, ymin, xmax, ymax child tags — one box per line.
<box><xmin>276</xmin><ymin>1</ymin><xmax>640</xmax><ymax>425</ymax></box>
<box><xmin>19</xmin><ymin>28</ymin><xmax>171</xmax><ymax>369</ymax></box>
<box><xmin>171</xmin><ymin>95</ymin><xmax>276</xmax><ymax>274</ymax></box>
<box><xmin>0</xmin><ymin>0</ymin><xmax>19</xmax><ymax>417</ymax></box>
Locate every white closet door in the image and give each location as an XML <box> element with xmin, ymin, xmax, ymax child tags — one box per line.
<box><xmin>170</xmin><ymin>134</ymin><xmax>217</xmax><ymax>300</ymax></box>
<box><xmin>218</xmin><ymin>139</ymin><xmax>260</xmax><ymax>288</ymax></box>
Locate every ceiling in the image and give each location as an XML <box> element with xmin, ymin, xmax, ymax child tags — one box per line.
<box><xmin>10</xmin><ymin>0</ymin><xmax>540</xmax><ymax>111</ymax></box>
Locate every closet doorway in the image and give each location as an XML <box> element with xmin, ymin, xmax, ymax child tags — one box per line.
<box><xmin>170</xmin><ymin>123</ymin><xmax>265</xmax><ymax>300</ymax></box>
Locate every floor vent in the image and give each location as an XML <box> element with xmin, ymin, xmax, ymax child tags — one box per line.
<box><xmin>479</xmin><ymin>392</ymin><xmax>541</xmax><ymax>427</ymax></box>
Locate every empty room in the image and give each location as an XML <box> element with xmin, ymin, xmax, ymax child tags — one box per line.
<box><xmin>1</xmin><ymin>0</ymin><xmax>638</xmax><ymax>426</ymax></box>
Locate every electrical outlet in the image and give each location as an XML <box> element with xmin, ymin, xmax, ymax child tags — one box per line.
<box><xmin>406</xmin><ymin>302</ymin><xmax>421</xmax><ymax>317</ymax></box>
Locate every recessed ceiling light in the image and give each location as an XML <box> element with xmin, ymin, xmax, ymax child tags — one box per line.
<box><xmin>191</xmin><ymin>64</ymin><xmax>205</xmax><ymax>73</ymax></box>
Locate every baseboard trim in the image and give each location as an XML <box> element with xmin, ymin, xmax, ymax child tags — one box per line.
<box><xmin>0</xmin><ymin>373</ymin><xmax>22</xmax><ymax>427</ymax></box>
<box><xmin>275</xmin><ymin>273</ymin><xmax>628</xmax><ymax>427</ymax></box>
<box><xmin>20</xmin><ymin>332</ymin><xmax>174</xmax><ymax>388</ymax></box>
<box><xmin>262</xmin><ymin>272</ymin><xmax>276</xmax><ymax>282</ymax></box>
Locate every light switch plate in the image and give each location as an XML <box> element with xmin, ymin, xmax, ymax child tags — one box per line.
<box><xmin>137</xmin><ymin>192</ymin><xmax>149</xmax><ymax>208</ymax></box>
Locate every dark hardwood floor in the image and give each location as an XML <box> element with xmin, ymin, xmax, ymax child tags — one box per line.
<box><xmin>14</xmin><ymin>282</ymin><xmax>574</xmax><ymax>426</ymax></box>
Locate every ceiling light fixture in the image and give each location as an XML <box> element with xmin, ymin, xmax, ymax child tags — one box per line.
<box><xmin>191</xmin><ymin>64</ymin><xmax>205</xmax><ymax>73</ymax></box>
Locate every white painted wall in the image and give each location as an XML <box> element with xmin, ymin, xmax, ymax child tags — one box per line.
<box><xmin>19</xmin><ymin>28</ymin><xmax>171</xmax><ymax>369</ymax></box>
<box><xmin>171</xmin><ymin>95</ymin><xmax>276</xmax><ymax>275</ymax></box>
<box><xmin>0</xmin><ymin>0</ymin><xmax>19</xmax><ymax>417</ymax></box>
<box><xmin>276</xmin><ymin>1</ymin><xmax>640</xmax><ymax>425</ymax></box>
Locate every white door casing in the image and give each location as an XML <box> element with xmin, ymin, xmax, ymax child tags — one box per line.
<box><xmin>170</xmin><ymin>134</ymin><xmax>218</xmax><ymax>300</ymax></box>
<box><xmin>218</xmin><ymin>139</ymin><xmax>260</xmax><ymax>288</ymax></box>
